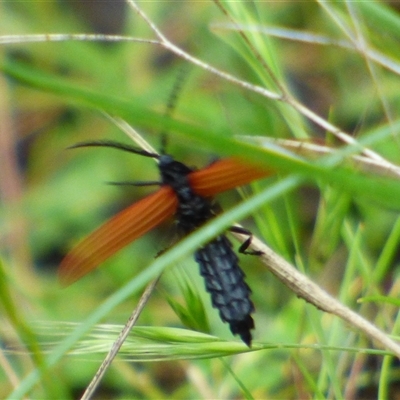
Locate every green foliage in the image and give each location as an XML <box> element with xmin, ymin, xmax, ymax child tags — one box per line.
<box><xmin>2</xmin><ymin>1</ymin><xmax>400</xmax><ymax>398</ymax></box>
<box><xmin>165</xmin><ymin>273</ymin><xmax>211</xmax><ymax>334</ymax></box>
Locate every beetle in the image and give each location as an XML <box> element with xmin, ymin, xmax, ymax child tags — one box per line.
<box><xmin>59</xmin><ymin>140</ymin><xmax>271</xmax><ymax>345</ymax></box>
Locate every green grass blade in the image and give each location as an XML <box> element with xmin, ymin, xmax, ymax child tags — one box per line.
<box><xmin>2</xmin><ymin>60</ymin><xmax>400</xmax><ymax>210</ymax></box>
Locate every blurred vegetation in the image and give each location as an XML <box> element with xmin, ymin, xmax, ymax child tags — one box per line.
<box><xmin>2</xmin><ymin>1</ymin><xmax>400</xmax><ymax>398</ymax></box>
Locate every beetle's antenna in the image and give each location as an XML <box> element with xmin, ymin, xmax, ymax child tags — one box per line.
<box><xmin>106</xmin><ymin>181</ymin><xmax>162</xmax><ymax>187</ymax></box>
<box><xmin>68</xmin><ymin>140</ymin><xmax>160</xmax><ymax>159</ymax></box>
<box><xmin>160</xmin><ymin>65</ymin><xmax>190</xmax><ymax>154</ymax></box>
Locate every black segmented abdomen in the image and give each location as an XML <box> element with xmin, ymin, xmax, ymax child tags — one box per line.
<box><xmin>194</xmin><ymin>235</ymin><xmax>254</xmax><ymax>346</ymax></box>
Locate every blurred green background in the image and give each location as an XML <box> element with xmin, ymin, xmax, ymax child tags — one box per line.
<box><xmin>2</xmin><ymin>1</ymin><xmax>400</xmax><ymax>398</ymax></box>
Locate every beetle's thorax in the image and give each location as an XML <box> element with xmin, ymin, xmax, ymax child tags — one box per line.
<box><xmin>158</xmin><ymin>154</ymin><xmax>214</xmax><ymax>233</ymax></box>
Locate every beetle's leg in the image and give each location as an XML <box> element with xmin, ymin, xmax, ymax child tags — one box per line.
<box><xmin>229</xmin><ymin>226</ymin><xmax>263</xmax><ymax>256</ymax></box>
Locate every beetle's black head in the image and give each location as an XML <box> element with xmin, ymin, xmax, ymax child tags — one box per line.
<box><xmin>158</xmin><ymin>154</ymin><xmax>194</xmax><ymax>187</ymax></box>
